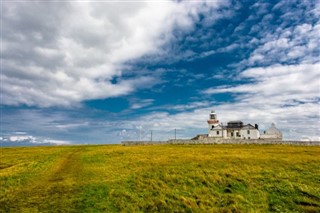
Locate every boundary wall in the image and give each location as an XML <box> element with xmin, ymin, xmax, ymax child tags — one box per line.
<box><xmin>121</xmin><ymin>138</ymin><xmax>320</xmax><ymax>146</ymax></box>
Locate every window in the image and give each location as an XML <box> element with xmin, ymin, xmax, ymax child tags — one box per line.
<box><xmin>247</xmin><ymin>130</ymin><xmax>250</xmax><ymax>134</ymax></box>
<box><xmin>231</xmin><ymin>132</ymin><xmax>234</xmax><ymax>137</ymax></box>
<box><xmin>217</xmin><ymin>131</ymin><xmax>219</xmax><ymax>135</ymax></box>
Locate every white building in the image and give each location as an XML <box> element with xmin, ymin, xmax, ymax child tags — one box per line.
<box><xmin>260</xmin><ymin>123</ymin><xmax>282</xmax><ymax>140</ymax></box>
<box><xmin>207</xmin><ymin>111</ymin><xmax>260</xmax><ymax>139</ymax></box>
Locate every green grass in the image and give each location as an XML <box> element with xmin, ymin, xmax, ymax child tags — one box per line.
<box><xmin>1</xmin><ymin>144</ymin><xmax>319</xmax><ymax>212</ymax></box>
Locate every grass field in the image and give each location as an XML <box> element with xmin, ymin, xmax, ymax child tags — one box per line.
<box><xmin>0</xmin><ymin>144</ymin><xmax>319</xmax><ymax>212</ymax></box>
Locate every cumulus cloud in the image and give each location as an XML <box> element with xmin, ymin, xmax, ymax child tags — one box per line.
<box><xmin>42</xmin><ymin>139</ymin><xmax>71</xmax><ymax>145</ymax></box>
<box><xmin>1</xmin><ymin>1</ymin><xmax>224</xmax><ymax>107</ymax></box>
<box><xmin>8</xmin><ymin>135</ymin><xmax>37</xmax><ymax>143</ymax></box>
<box><xmin>0</xmin><ymin>133</ymin><xmax>71</xmax><ymax>146</ymax></box>
<box><xmin>247</xmin><ymin>23</ymin><xmax>320</xmax><ymax>66</ymax></box>
<box><xmin>204</xmin><ymin>64</ymin><xmax>319</xmax><ymax>103</ymax></box>
<box><xmin>221</xmin><ymin>0</ymin><xmax>319</xmax><ymax>73</ymax></box>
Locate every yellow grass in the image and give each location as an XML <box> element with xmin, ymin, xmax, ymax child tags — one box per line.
<box><xmin>1</xmin><ymin>144</ymin><xmax>319</xmax><ymax>212</ymax></box>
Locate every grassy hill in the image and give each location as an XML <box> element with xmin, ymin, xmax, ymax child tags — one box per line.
<box><xmin>1</xmin><ymin>144</ymin><xmax>319</xmax><ymax>212</ymax></box>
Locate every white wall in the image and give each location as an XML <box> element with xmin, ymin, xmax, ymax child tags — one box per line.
<box><xmin>227</xmin><ymin>130</ymin><xmax>241</xmax><ymax>139</ymax></box>
<box><xmin>209</xmin><ymin>127</ymin><xmax>260</xmax><ymax>139</ymax></box>
<box><xmin>240</xmin><ymin>129</ymin><xmax>260</xmax><ymax>139</ymax></box>
<box><xmin>209</xmin><ymin>129</ymin><xmax>227</xmax><ymax>138</ymax></box>
<box><xmin>260</xmin><ymin>134</ymin><xmax>282</xmax><ymax>140</ymax></box>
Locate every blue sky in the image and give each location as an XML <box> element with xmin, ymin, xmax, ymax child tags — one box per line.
<box><xmin>1</xmin><ymin>0</ymin><xmax>320</xmax><ymax>145</ymax></box>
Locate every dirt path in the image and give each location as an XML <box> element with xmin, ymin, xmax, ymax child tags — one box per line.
<box><xmin>48</xmin><ymin>147</ymin><xmax>83</xmax><ymax>183</ymax></box>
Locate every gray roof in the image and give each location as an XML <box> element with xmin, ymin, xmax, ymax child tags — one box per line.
<box><xmin>211</xmin><ymin>124</ymin><xmax>226</xmax><ymax>129</ymax></box>
<box><xmin>242</xmin><ymin>124</ymin><xmax>256</xmax><ymax>129</ymax></box>
<box><xmin>227</xmin><ymin>120</ymin><xmax>243</xmax><ymax>123</ymax></box>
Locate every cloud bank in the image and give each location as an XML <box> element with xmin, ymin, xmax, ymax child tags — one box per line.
<box><xmin>2</xmin><ymin>1</ymin><xmax>223</xmax><ymax>107</ymax></box>
<box><xmin>1</xmin><ymin>133</ymin><xmax>71</xmax><ymax>147</ymax></box>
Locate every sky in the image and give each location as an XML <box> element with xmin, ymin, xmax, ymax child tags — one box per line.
<box><xmin>1</xmin><ymin>0</ymin><xmax>320</xmax><ymax>146</ymax></box>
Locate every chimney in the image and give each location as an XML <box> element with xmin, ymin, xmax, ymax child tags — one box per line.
<box><xmin>255</xmin><ymin>124</ymin><xmax>259</xmax><ymax>129</ymax></box>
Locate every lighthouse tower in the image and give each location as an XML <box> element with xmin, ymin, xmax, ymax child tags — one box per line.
<box><xmin>207</xmin><ymin>110</ymin><xmax>219</xmax><ymax>130</ymax></box>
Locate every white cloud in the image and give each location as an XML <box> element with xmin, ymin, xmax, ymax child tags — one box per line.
<box><xmin>55</xmin><ymin>122</ymin><xmax>89</xmax><ymax>130</ymax></box>
<box><xmin>42</xmin><ymin>139</ymin><xmax>71</xmax><ymax>145</ymax></box>
<box><xmin>130</xmin><ymin>99</ymin><xmax>154</xmax><ymax>110</ymax></box>
<box><xmin>247</xmin><ymin>22</ymin><xmax>320</xmax><ymax>66</ymax></box>
<box><xmin>154</xmin><ymin>101</ymin><xmax>212</xmax><ymax>112</ymax></box>
<box><xmin>2</xmin><ymin>1</ymin><xmax>224</xmax><ymax>107</ymax></box>
<box><xmin>204</xmin><ymin>64</ymin><xmax>320</xmax><ymax>112</ymax></box>
<box><xmin>1</xmin><ymin>134</ymin><xmax>71</xmax><ymax>145</ymax></box>
<box><xmin>9</xmin><ymin>135</ymin><xmax>36</xmax><ymax>143</ymax></box>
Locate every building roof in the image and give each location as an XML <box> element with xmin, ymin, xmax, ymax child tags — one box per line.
<box><xmin>226</xmin><ymin>121</ymin><xmax>244</xmax><ymax>129</ymax></box>
<box><xmin>241</xmin><ymin>124</ymin><xmax>256</xmax><ymax>129</ymax></box>
<box><xmin>211</xmin><ymin>124</ymin><xmax>226</xmax><ymax>129</ymax></box>
<box><xmin>191</xmin><ymin>134</ymin><xmax>208</xmax><ymax>140</ymax></box>
<box><xmin>210</xmin><ymin>123</ymin><xmax>258</xmax><ymax>130</ymax></box>
<box><xmin>227</xmin><ymin>120</ymin><xmax>243</xmax><ymax>123</ymax></box>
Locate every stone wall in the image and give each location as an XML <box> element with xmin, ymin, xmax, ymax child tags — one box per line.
<box><xmin>121</xmin><ymin>138</ymin><xmax>320</xmax><ymax>146</ymax></box>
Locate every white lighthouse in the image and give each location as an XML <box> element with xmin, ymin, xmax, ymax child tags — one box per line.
<box><xmin>207</xmin><ymin>110</ymin><xmax>219</xmax><ymax>129</ymax></box>
<box><xmin>207</xmin><ymin>111</ymin><xmax>226</xmax><ymax>138</ymax></box>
